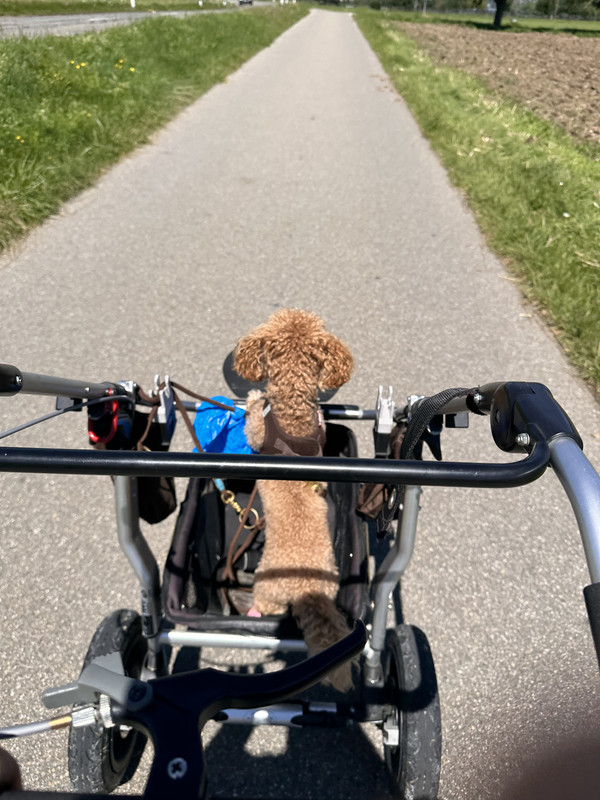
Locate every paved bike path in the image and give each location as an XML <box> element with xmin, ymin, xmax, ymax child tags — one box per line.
<box><xmin>1</xmin><ymin>9</ymin><xmax>599</xmax><ymax>799</ymax></box>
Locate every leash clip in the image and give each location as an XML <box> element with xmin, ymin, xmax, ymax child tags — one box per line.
<box><xmin>220</xmin><ymin>489</ymin><xmax>259</xmax><ymax>529</ymax></box>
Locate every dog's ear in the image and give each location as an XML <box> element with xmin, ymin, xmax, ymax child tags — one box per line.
<box><xmin>233</xmin><ymin>333</ymin><xmax>267</xmax><ymax>383</ymax></box>
<box><xmin>318</xmin><ymin>333</ymin><xmax>354</xmax><ymax>390</ymax></box>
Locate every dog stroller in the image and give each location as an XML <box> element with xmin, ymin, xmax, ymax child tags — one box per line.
<box><xmin>1</xmin><ymin>360</ymin><xmax>599</xmax><ymax>800</ymax></box>
<box><xmin>67</xmin><ymin>357</ymin><xmax>405</xmax><ymax>796</ymax></box>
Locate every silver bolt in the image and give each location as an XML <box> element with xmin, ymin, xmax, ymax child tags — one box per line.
<box><xmin>515</xmin><ymin>433</ymin><xmax>530</xmax><ymax>447</ymax></box>
<box><xmin>473</xmin><ymin>392</ymin><xmax>483</xmax><ymax>405</ymax></box>
<box><xmin>70</xmin><ymin>705</ymin><xmax>97</xmax><ymax>729</ymax></box>
<box><xmin>98</xmin><ymin>694</ymin><xmax>115</xmax><ymax>728</ymax></box>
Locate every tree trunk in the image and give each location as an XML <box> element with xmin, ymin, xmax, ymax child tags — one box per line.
<box><xmin>493</xmin><ymin>0</ymin><xmax>506</xmax><ymax>27</ymax></box>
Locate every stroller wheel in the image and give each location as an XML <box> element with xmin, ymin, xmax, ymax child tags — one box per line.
<box><xmin>68</xmin><ymin>609</ymin><xmax>148</xmax><ymax>793</ymax></box>
<box><xmin>382</xmin><ymin>625</ymin><xmax>441</xmax><ymax>800</ymax></box>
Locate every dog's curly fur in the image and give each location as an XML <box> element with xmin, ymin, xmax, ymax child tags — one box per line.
<box><xmin>233</xmin><ymin>309</ymin><xmax>355</xmax><ymax>691</ymax></box>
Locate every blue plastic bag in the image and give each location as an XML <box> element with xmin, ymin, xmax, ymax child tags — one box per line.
<box><xmin>192</xmin><ymin>396</ymin><xmax>255</xmax><ymax>455</ymax></box>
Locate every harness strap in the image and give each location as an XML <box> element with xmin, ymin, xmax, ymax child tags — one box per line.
<box><xmin>260</xmin><ymin>402</ymin><xmax>326</xmax><ymax>458</ymax></box>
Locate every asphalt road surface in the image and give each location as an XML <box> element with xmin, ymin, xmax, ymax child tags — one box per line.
<box><xmin>1</xmin><ymin>9</ymin><xmax>600</xmax><ymax>800</ymax></box>
<box><xmin>0</xmin><ymin>9</ymin><xmax>208</xmax><ymax>38</ymax></box>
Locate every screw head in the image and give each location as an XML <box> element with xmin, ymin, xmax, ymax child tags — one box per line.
<box><xmin>167</xmin><ymin>758</ymin><xmax>188</xmax><ymax>780</ymax></box>
<box><xmin>128</xmin><ymin>685</ymin><xmax>147</xmax><ymax>704</ymax></box>
<box><xmin>515</xmin><ymin>433</ymin><xmax>531</xmax><ymax>447</ymax></box>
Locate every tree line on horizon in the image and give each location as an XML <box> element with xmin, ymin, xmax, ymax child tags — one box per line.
<box><xmin>360</xmin><ymin>0</ymin><xmax>600</xmax><ymax>21</ymax></box>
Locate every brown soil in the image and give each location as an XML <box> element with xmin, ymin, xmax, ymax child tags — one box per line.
<box><xmin>394</xmin><ymin>22</ymin><xmax>600</xmax><ymax>143</ymax></box>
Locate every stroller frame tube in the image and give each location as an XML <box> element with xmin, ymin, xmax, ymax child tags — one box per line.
<box><xmin>364</xmin><ymin>484</ymin><xmax>422</xmax><ymax>685</ymax></box>
<box><xmin>157</xmin><ymin>629</ymin><xmax>308</xmax><ymax>652</ymax></box>
<box><xmin>549</xmin><ymin>437</ymin><xmax>600</xmax><ymax>583</ymax></box>
<box><xmin>114</xmin><ymin>476</ymin><xmax>164</xmax><ymax>673</ymax></box>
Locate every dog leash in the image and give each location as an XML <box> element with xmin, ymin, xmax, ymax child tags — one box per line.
<box><xmin>160</xmin><ymin>384</ymin><xmax>264</xmax><ymax>588</ymax></box>
<box><xmin>221</xmin><ymin>483</ymin><xmax>264</xmax><ymax>585</ymax></box>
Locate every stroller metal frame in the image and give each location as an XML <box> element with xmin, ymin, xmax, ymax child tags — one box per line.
<box><xmin>1</xmin><ymin>363</ymin><xmax>600</xmax><ymax>800</ymax></box>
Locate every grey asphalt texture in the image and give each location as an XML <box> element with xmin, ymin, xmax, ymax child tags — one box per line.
<box><xmin>0</xmin><ymin>9</ymin><xmax>206</xmax><ymax>38</ymax></box>
<box><xmin>1</xmin><ymin>8</ymin><xmax>600</xmax><ymax>799</ymax></box>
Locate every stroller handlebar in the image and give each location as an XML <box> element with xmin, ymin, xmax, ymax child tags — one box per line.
<box><xmin>0</xmin><ymin>441</ymin><xmax>550</xmax><ymax>487</ymax></box>
<box><xmin>0</xmin><ymin>367</ymin><xmax>584</xmax><ymax>489</ymax></box>
<box><xmin>0</xmin><ymin>364</ymin><xmax>123</xmax><ymax>401</ymax></box>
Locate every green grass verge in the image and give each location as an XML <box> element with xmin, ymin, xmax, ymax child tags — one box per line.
<box><xmin>355</xmin><ymin>9</ymin><xmax>600</xmax><ymax>389</ymax></box>
<box><xmin>0</xmin><ymin>6</ymin><xmax>307</xmax><ymax>252</ymax></box>
<box><xmin>0</xmin><ymin>0</ymin><xmax>216</xmax><ymax>15</ymax></box>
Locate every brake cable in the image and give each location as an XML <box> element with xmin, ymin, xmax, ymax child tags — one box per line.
<box><xmin>0</xmin><ymin>395</ymin><xmax>135</xmax><ymax>442</ymax></box>
<box><xmin>0</xmin><ymin>714</ymin><xmax>73</xmax><ymax>740</ymax></box>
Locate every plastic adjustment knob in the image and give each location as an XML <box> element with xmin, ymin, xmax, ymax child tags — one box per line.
<box><xmin>490</xmin><ymin>382</ymin><xmax>532</xmax><ymax>452</ymax></box>
<box><xmin>0</xmin><ymin>364</ymin><xmax>23</xmax><ymax>396</ymax></box>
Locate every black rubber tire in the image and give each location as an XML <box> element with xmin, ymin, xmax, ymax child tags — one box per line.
<box><xmin>382</xmin><ymin>624</ymin><xmax>442</xmax><ymax>800</ymax></box>
<box><xmin>68</xmin><ymin>609</ymin><xmax>148</xmax><ymax>793</ymax></box>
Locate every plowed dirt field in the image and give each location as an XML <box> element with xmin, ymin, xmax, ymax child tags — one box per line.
<box><xmin>395</xmin><ymin>22</ymin><xmax>600</xmax><ymax>143</ymax></box>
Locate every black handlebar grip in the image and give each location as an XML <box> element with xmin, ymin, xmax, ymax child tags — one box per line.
<box><xmin>0</xmin><ymin>365</ymin><xmax>23</xmax><ymax>396</ymax></box>
<box><xmin>583</xmin><ymin>583</ymin><xmax>600</xmax><ymax>670</ymax></box>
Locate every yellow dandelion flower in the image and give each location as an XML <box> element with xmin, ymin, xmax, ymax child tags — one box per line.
<box><xmin>129</xmin><ymin>67</ymin><xmax>135</xmax><ymax>72</ymax></box>
<box><xmin>81</xmin><ymin>62</ymin><xmax>87</xmax><ymax>67</ymax></box>
<box><xmin>70</xmin><ymin>60</ymin><xmax>75</xmax><ymax>64</ymax></box>
<box><xmin>76</xmin><ymin>65</ymin><xmax>81</xmax><ymax>69</ymax></box>
<box><xmin>119</xmin><ymin>59</ymin><xmax>124</xmax><ymax>64</ymax></box>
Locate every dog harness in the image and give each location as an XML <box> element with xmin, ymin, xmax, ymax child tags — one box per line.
<box><xmin>260</xmin><ymin>402</ymin><xmax>326</xmax><ymax>458</ymax></box>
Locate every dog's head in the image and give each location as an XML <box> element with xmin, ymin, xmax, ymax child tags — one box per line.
<box><xmin>233</xmin><ymin>309</ymin><xmax>353</xmax><ymax>392</ymax></box>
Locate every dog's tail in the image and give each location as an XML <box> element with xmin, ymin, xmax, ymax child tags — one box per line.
<box><xmin>292</xmin><ymin>593</ymin><xmax>354</xmax><ymax>692</ymax></box>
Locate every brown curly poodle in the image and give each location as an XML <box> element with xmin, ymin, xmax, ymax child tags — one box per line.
<box><xmin>233</xmin><ymin>309</ymin><xmax>355</xmax><ymax>691</ymax></box>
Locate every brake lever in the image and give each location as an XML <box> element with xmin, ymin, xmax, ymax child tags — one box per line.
<box><xmin>42</xmin><ymin>652</ymin><xmax>152</xmax><ymax>713</ymax></box>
